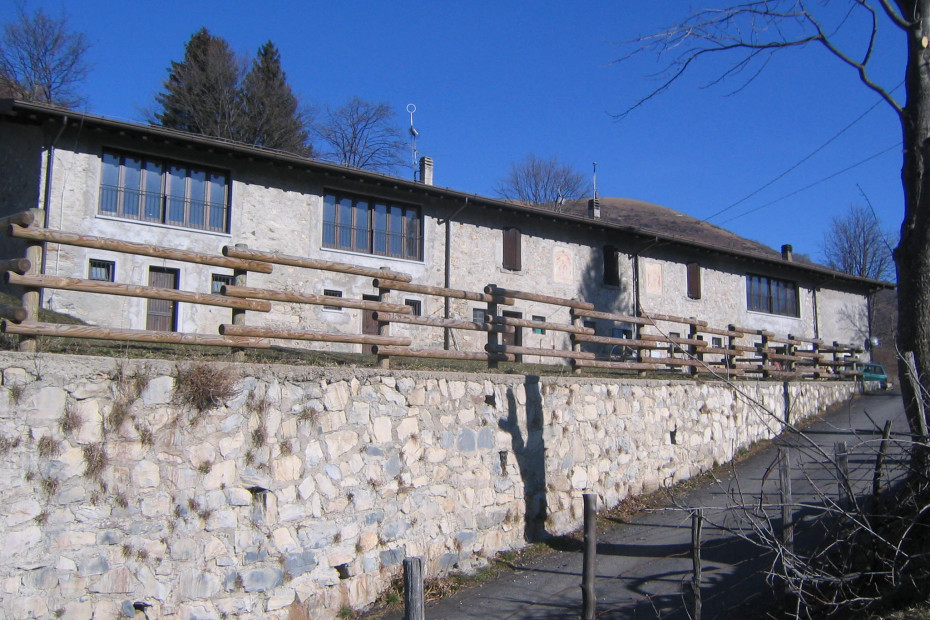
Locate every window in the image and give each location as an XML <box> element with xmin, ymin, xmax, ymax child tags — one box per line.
<box><xmin>669</xmin><ymin>331</ymin><xmax>681</xmax><ymax>356</ymax></box>
<box><xmin>532</xmin><ymin>315</ymin><xmax>546</xmax><ymax>335</ymax></box>
<box><xmin>323</xmin><ymin>289</ymin><xmax>343</xmax><ymax>311</ymax></box>
<box><xmin>747</xmin><ymin>274</ymin><xmax>799</xmax><ymax>317</ymax></box>
<box><xmin>405</xmin><ymin>299</ymin><xmax>422</xmax><ymax>316</ymax></box>
<box><xmin>88</xmin><ymin>259</ymin><xmax>114</xmax><ymax>282</ymax></box>
<box><xmin>323</xmin><ymin>191</ymin><xmax>422</xmax><ymax>260</ymax></box>
<box><xmin>212</xmin><ymin>273</ymin><xmax>235</xmax><ymax>294</ymax></box>
<box><xmin>502</xmin><ymin>228</ymin><xmax>521</xmax><ymax>271</ymax></box>
<box><xmin>711</xmin><ymin>336</ymin><xmax>723</xmax><ymax>348</ymax></box>
<box><xmin>473</xmin><ymin>308</ymin><xmax>487</xmax><ymax>323</ymax></box>
<box><xmin>612</xmin><ymin>327</ymin><xmax>632</xmax><ymax>339</ymax></box>
<box><xmin>687</xmin><ymin>262</ymin><xmax>701</xmax><ymax>299</ymax></box>
<box><xmin>603</xmin><ymin>245</ymin><xmax>620</xmax><ymax>286</ymax></box>
<box><xmin>583</xmin><ymin>320</ymin><xmax>596</xmax><ymax>334</ymax></box>
<box><xmin>99</xmin><ymin>150</ymin><xmax>229</xmax><ymax>233</ymax></box>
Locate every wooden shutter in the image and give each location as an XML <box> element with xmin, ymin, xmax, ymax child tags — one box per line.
<box><xmin>687</xmin><ymin>262</ymin><xmax>701</xmax><ymax>299</ymax></box>
<box><xmin>503</xmin><ymin>228</ymin><xmax>521</xmax><ymax>271</ymax></box>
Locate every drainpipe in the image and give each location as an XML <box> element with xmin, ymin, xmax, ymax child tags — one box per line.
<box><xmin>631</xmin><ymin>237</ymin><xmax>661</xmax><ymax>338</ymax></box>
<box><xmin>440</xmin><ymin>197</ymin><xmax>469</xmax><ymax>349</ymax></box>
<box><xmin>41</xmin><ymin>116</ymin><xmax>68</xmax><ymax>300</ymax></box>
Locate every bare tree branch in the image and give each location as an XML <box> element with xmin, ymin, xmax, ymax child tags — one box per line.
<box><xmin>612</xmin><ymin>1</ymin><xmax>903</xmax><ymax>120</ymax></box>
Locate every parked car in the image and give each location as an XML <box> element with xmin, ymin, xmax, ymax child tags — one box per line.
<box><xmin>853</xmin><ymin>362</ymin><xmax>891</xmax><ymax>390</ymax></box>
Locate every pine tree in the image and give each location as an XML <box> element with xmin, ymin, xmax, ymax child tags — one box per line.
<box><xmin>154</xmin><ymin>28</ymin><xmax>242</xmax><ymax>140</ymax></box>
<box><xmin>240</xmin><ymin>41</ymin><xmax>311</xmax><ymax>155</ymax></box>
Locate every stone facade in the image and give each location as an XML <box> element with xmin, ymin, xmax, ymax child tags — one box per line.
<box><xmin>0</xmin><ymin>352</ymin><xmax>859</xmax><ymax>619</ymax></box>
<box><xmin>0</xmin><ymin>102</ymin><xmax>882</xmax><ymax>359</ymax></box>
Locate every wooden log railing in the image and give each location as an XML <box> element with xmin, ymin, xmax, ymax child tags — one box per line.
<box><xmin>7</xmin><ymin>273</ymin><xmax>271</xmax><ymax>312</ymax></box>
<box><xmin>0</xmin><ymin>211</ymin><xmax>866</xmax><ymax>379</ymax></box>
<box><xmin>10</xmin><ymin>225</ymin><xmax>273</xmax><ymax>273</ymax></box>
<box><xmin>223</xmin><ymin>246</ymin><xmax>411</xmax><ymax>282</ymax></box>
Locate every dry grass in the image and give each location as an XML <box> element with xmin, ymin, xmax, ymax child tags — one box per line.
<box><xmin>82</xmin><ymin>443</ymin><xmax>107</xmax><ymax>480</ymax></box>
<box><xmin>37</xmin><ymin>436</ymin><xmax>60</xmax><ymax>458</ymax></box>
<box><xmin>59</xmin><ymin>402</ymin><xmax>81</xmax><ymax>435</ymax></box>
<box><xmin>174</xmin><ymin>363</ymin><xmax>239</xmax><ymax>413</ymax></box>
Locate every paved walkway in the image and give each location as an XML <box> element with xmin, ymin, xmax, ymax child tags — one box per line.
<box><xmin>378</xmin><ymin>391</ymin><xmax>908</xmax><ymax>619</ymax></box>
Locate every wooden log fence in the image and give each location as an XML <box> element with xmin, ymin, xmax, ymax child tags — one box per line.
<box><xmin>0</xmin><ymin>210</ymin><xmax>865</xmax><ymax>377</ymax></box>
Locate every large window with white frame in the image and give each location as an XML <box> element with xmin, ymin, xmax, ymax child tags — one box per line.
<box><xmin>746</xmin><ymin>273</ymin><xmax>799</xmax><ymax>317</ymax></box>
<box><xmin>99</xmin><ymin>150</ymin><xmax>230</xmax><ymax>233</ymax></box>
<box><xmin>322</xmin><ymin>191</ymin><xmax>422</xmax><ymax>261</ymax></box>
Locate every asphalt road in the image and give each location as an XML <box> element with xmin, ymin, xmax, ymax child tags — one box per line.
<box><xmin>376</xmin><ymin>390</ymin><xmax>908</xmax><ymax>620</ymax></box>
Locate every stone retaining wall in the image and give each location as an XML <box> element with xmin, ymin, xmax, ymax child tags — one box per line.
<box><xmin>0</xmin><ymin>352</ymin><xmax>859</xmax><ymax>619</ymax></box>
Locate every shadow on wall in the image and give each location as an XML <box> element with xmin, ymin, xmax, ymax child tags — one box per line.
<box><xmin>499</xmin><ymin>375</ymin><xmax>547</xmax><ymax>542</ymax></box>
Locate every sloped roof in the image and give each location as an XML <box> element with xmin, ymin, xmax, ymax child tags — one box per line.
<box><xmin>558</xmin><ymin>197</ymin><xmax>782</xmax><ymax>260</ymax></box>
<box><xmin>0</xmin><ymin>98</ymin><xmax>892</xmax><ymax>290</ymax></box>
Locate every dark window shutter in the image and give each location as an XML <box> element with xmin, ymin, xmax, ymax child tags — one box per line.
<box><xmin>503</xmin><ymin>228</ymin><xmax>521</xmax><ymax>271</ymax></box>
<box><xmin>603</xmin><ymin>245</ymin><xmax>620</xmax><ymax>286</ymax></box>
<box><xmin>687</xmin><ymin>262</ymin><xmax>701</xmax><ymax>299</ymax></box>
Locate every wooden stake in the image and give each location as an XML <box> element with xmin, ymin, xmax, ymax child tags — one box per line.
<box><xmin>403</xmin><ymin>556</ymin><xmax>424</xmax><ymax>620</ymax></box>
<box><xmin>779</xmin><ymin>448</ymin><xmax>794</xmax><ymax>553</ymax></box>
<box><xmin>582</xmin><ymin>493</ymin><xmax>597</xmax><ymax>620</ymax></box>
<box><xmin>691</xmin><ymin>508</ymin><xmax>703</xmax><ymax>620</ymax></box>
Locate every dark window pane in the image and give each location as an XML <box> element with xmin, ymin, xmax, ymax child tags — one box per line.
<box><xmin>323</xmin><ymin>193</ymin><xmax>336</xmax><ymax>247</ymax></box>
<box><xmin>99</xmin><ymin>153</ymin><xmax>120</xmax><ymax>214</ymax></box>
<box><xmin>338</xmin><ymin>197</ymin><xmax>353</xmax><ymax>248</ymax></box>
<box><xmin>405</xmin><ymin>208</ymin><xmax>420</xmax><ymax>259</ymax></box>
<box><xmin>188</xmin><ymin>169</ymin><xmax>207</xmax><ymax>228</ymax></box>
<box><xmin>143</xmin><ymin>160</ymin><xmax>163</xmax><ymax>220</ymax></box>
<box><xmin>166</xmin><ymin>166</ymin><xmax>187</xmax><ymax>225</ymax></box>
<box><xmin>207</xmin><ymin>173</ymin><xmax>227</xmax><ymax>230</ymax></box>
<box><xmin>373</xmin><ymin>203</ymin><xmax>388</xmax><ymax>254</ymax></box>
<box><xmin>122</xmin><ymin>157</ymin><xmax>142</xmax><ymax>217</ymax></box>
<box><xmin>354</xmin><ymin>199</ymin><xmax>370</xmax><ymax>251</ymax></box>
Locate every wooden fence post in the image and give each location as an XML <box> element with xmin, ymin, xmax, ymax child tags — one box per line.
<box><xmin>403</xmin><ymin>556</ymin><xmax>425</xmax><ymax>620</ymax></box>
<box><xmin>581</xmin><ymin>493</ymin><xmax>597</xmax><ymax>620</ymax></box>
<box><xmin>18</xmin><ymin>239</ymin><xmax>42</xmax><ymax>352</ymax></box>
<box><xmin>231</xmin><ymin>243</ymin><xmax>248</xmax><ymax>361</ymax></box>
<box><xmin>486</xmin><ymin>285</ymin><xmax>498</xmax><ymax>371</ymax></box>
<box><xmin>691</xmin><ymin>508</ymin><xmax>703</xmax><ymax>620</ymax></box>
<box><xmin>779</xmin><ymin>448</ymin><xmax>794</xmax><ymax>553</ymax></box>
<box><xmin>872</xmin><ymin>420</ymin><xmax>893</xmax><ymax>511</ymax></box>
<box><xmin>688</xmin><ymin>319</ymin><xmax>700</xmax><ymax>377</ymax></box>
<box><xmin>835</xmin><ymin>441</ymin><xmax>849</xmax><ymax>507</ymax></box>
<box><xmin>377</xmin><ymin>267</ymin><xmax>392</xmax><ymax>369</ymax></box>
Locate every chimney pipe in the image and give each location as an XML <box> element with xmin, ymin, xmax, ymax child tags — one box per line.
<box><xmin>419</xmin><ymin>156</ymin><xmax>434</xmax><ymax>186</ymax></box>
<box><xmin>588</xmin><ymin>197</ymin><xmax>600</xmax><ymax>219</ymax></box>
<box><xmin>781</xmin><ymin>244</ymin><xmax>793</xmax><ymax>261</ymax></box>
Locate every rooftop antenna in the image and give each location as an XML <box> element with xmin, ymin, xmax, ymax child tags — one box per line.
<box><xmin>407</xmin><ymin>103</ymin><xmax>419</xmax><ymax>181</ymax></box>
<box><xmin>593</xmin><ymin>161</ymin><xmax>598</xmax><ymax>201</ymax></box>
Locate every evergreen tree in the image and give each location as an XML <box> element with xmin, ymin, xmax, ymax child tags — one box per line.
<box><xmin>154</xmin><ymin>28</ymin><xmax>242</xmax><ymax>140</ymax></box>
<box><xmin>240</xmin><ymin>41</ymin><xmax>311</xmax><ymax>155</ymax></box>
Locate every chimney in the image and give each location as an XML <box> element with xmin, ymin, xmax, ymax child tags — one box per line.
<box><xmin>419</xmin><ymin>156</ymin><xmax>434</xmax><ymax>186</ymax></box>
<box><xmin>588</xmin><ymin>197</ymin><xmax>600</xmax><ymax>219</ymax></box>
<box><xmin>781</xmin><ymin>244</ymin><xmax>793</xmax><ymax>261</ymax></box>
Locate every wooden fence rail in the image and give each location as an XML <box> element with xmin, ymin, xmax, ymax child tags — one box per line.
<box><xmin>0</xmin><ymin>209</ymin><xmax>865</xmax><ymax>379</ymax></box>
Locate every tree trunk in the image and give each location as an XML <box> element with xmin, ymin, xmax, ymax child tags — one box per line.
<box><xmin>895</xmin><ymin>0</ymin><xmax>930</xmax><ymax>471</ymax></box>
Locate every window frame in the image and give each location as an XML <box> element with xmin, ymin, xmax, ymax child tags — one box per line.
<box><xmin>322</xmin><ymin>191</ymin><xmax>423</xmax><ymax>261</ymax></box>
<box><xmin>532</xmin><ymin>315</ymin><xmax>546</xmax><ymax>335</ymax></box>
<box><xmin>746</xmin><ymin>273</ymin><xmax>799</xmax><ymax>317</ymax></box>
<box><xmin>88</xmin><ymin>259</ymin><xmax>115</xmax><ymax>282</ymax></box>
<box><xmin>99</xmin><ymin>149</ymin><xmax>230</xmax><ymax>233</ymax></box>
<box><xmin>211</xmin><ymin>273</ymin><xmax>235</xmax><ymax>295</ymax></box>
<box><xmin>322</xmin><ymin>289</ymin><xmax>343</xmax><ymax>312</ymax></box>
<box><xmin>404</xmin><ymin>299</ymin><xmax>422</xmax><ymax>316</ymax></box>
<box><xmin>603</xmin><ymin>245</ymin><xmax>621</xmax><ymax>287</ymax></box>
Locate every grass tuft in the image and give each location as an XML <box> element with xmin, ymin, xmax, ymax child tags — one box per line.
<box><xmin>174</xmin><ymin>363</ymin><xmax>239</xmax><ymax>414</ymax></box>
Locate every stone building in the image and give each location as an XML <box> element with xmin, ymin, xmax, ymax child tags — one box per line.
<box><xmin>0</xmin><ymin>98</ymin><xmax>890</xmax><ymax>353</ymax></box>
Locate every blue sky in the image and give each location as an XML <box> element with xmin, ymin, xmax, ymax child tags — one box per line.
<box><xmin>2</xmin><ymin>1</ymin><xmax>906</xmax><ymax>268</ymax></box>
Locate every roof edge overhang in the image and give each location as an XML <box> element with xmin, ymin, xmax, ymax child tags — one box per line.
<box><xmin>0</xmin><ymin>98</ymin><xmax>895</xmax><ymax>293</ymax></box>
